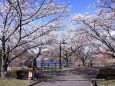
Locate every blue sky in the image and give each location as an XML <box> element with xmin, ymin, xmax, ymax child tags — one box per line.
<box><xmin>56</xmin><ymin>0</ymin><xmax>97</xmax><ymax>39</ymax></box>
<box><xmin>0</xmin><ymin>0</ymin><xmax>96</xmax><ymax>39</ymax></box>
<box><xmin>69</xmin><ymin>0</ymin><xmax>95</xmax><ymax>14</ymax></box>
<box><xmin>57</xmin><ymin>0</ymin><xmax>96</xmax><ymax>14</ymax></box>
<box><xmin>0</xmin><ymin>0</ymin><xmax>96</xmax><ymax>14</ymax></box>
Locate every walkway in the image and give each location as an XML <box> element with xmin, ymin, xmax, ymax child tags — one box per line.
<box><xmin>34</xmin><ymin>68</ymin><xmax>95</xmax><ymax>86</ymax></box>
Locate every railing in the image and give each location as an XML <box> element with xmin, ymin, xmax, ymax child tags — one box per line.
<box><xmin>37</xmin><ymin>62</ymin><xmax>74</xmax><ymax>68</ymax></box>
<box><xmin>38</xmin><ymin>62</ymin><xmax>115</xmax><ymax>68</ymax></box>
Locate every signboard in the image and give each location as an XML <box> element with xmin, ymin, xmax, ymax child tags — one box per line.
<box><xmin>28</xmin><ymin>68</ymin><xmax>33</xmax><ymax>78</ymax></box>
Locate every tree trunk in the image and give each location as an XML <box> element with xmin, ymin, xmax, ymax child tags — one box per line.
<box><xmin>81</xmin><ymin>59</ymin><xmax>86</xmax><ymax>67</ymax></box>
<box><xmin>32</xmin><ymin>59</ymin><xmax>37</xmax><ymax>80</ymax></box>
<box><xmin>1</xmin><ymin>64</ymin><xmax>8</xmax><ymax>79</ymax></box>
<box><xmin>90</xmin><ymin>60</ymin><xmax>93</xmax><ymax>67</ymax></box>
<box><xmin>82</xmin><ymin>61</ymin><xmax>86</xmax><ymax>66</ymax></box>
<box><xmin>65</xmin><ymin>58</ymin><xmax>69</xmax><ymax>67</ymax></box>
<box><xmin>66</xmin><ymin>61</ymin><xmax>69</xmax><ymax>67</ymax></box>
<box><xmin>1</xmin><ymin>34</ymin><xmax>8</xmax><ymax>79</ymax></box>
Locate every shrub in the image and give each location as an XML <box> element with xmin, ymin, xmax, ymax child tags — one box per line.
<box><xmin>16</xmin><ymin>69</ymin><xmax>28</xmax><ymax>80</ymax></box>
<box><xmin>16</xmin><ymin>69</ymin><xmax>44</xmax><ymax>80</ymax></box>
<box><xmin>7</xmin><ymin>70</ymin><xmax>17</xmax><ymax>78</ymax></box>
<box><xmin>96</xmin><ymin>68</ymin><xmax>115</xmax><ymax>80</ymax></box>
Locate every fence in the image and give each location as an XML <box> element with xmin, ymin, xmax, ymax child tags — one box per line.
<box><xmin>37</xmin><ymin>62</ymin><xmax>74</xmax><ymax>68</ymax></box>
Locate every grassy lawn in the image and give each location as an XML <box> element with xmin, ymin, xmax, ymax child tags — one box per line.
<box><xmin>0</xmin><ymin>78</ymin><xmax>28</xmax><ymax>86</ymax></box>
<box><xmin>98</xmin><ymin>80</ymin><xmax>115</xmax><ymax>86</ymax></box>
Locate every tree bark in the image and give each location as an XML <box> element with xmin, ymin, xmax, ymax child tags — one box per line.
<box><xmin>1</xmin><ymin>64</ymin><xmax>8</xmax><ymax>79</ymax></box>
<box><xmin>65</xmin><ymin>58</ymin><xmax>69</xmax><ymax>67</ymax></box>
<box><xmin>32</xmin><ymin>58</ymin><xmax>37</xmax><ymax>80</ymax></box>
<box><xmin>1</xmin><ymin>34</ymin><xmax>7</xmax><ymax>79</ymax></box>
<box><xmin>82</xmin><ymin>61</ymin><xmax>86</xmax><ymax>66</ymax></box>
<box><xmin>81</xmin><ymin>59</ymin><xmax>86</xmax><ymax>67</ymax></box>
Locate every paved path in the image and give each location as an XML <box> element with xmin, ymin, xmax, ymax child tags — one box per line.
<box><xmin>34</xmin><ymin>71</ymin><xmax>92</xmax><ymax>86</ymax></box>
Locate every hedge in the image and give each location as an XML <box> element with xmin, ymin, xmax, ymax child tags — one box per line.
<box><xmin>96</xmin><ymin>68</ymin><xmax>115</xmax><ymax>80</ymax></box>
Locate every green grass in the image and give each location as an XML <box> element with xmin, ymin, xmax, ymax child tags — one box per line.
<box><xmin>98</xmin><ymin>80</ymin><xmax>115</xmax><ymax>86</ymax></box>
<box><xmin>0</xmin><ymin>78</ymin><xmax>28</xmax><ymax>86</ymax></box>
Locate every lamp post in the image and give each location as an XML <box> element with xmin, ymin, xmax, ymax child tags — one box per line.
<box><xmin>59</xmin><ymin>41</ymin><xmax>66</xmax><ymax>69</ymax></box>
<box><xmin>59</xmin><ymin>42</ymin><xmax>62</xmax><ymax>69</ymax></box>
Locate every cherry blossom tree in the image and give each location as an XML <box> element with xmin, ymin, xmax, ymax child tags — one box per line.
<box><xmin>64</xmin><ymin>30</ymin><xmax>95</xmax><ymax>66</ymax></box>
<box><xmin>59</xmin><ymin>31</ymin><xmax>86</xmax><ymax>67</ymax></box>
<box><xmin>72</xmin><ymin>0</ymin><xmax>115</xmax><ymax>58</ymax></box>
<box><xmin>0</xmin><ymin>0</ymin><xmax>69</xmax><ymax>78</ymax></box>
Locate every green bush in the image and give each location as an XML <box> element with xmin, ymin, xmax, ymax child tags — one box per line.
<box><xmin>16</xmin><ymin>69</ymin><xmax>28</xmax><ymax>80</ymax></box>
<box><xmin>0</xmin><ymin>69</ymin><xmax>28</xmax><ymax>79</ymax></box>
<box><xmin>7</xmin><ymin>70</ymin><xmax>17</xmax><ymax>78</ymax></box>
<box><xmin>16</xmin><ymin>69</ymin><xmax>44</xmax><ymax>80</ymax></box>
<box><xmin>96</xmin><ymin>68</ymin><xmax>115</xmax><ymax>80</ymax></box>
<box><xmin>5</xmin><ymin>68</ymin><xmax>59</xmax><ymax>80</ymax></box>
<box><xmin>0</xmin><ymin>68</ymin><xmax>47</xmax><ymax>80</ymax></box>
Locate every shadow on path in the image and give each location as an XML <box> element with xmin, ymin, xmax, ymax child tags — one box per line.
<box><xmin>34</xmin><ymin>67</ymin><xmax>99</xmax><ymax>86</ymax></box>
<box><xmin>70</xmin><ymin>67</ymin><xmax>100</xmax><ymax>80</ymax></box>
